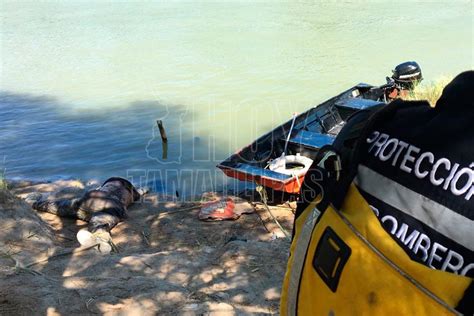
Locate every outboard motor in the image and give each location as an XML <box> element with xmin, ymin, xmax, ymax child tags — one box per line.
<box><xmin>365</xmin><ymin>61</ymin><xmax>423</xmax><ymax>102</ymax></box>
<box><xmin>391</xmin><ymin>61</ymin><xmax>423</xmax><ymax>90</ymax></box>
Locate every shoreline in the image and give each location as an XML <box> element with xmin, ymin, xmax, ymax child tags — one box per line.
<box><xmin>4</xmin><ymin>177</ymin><xmax>239</xmax><ymax>203</ymax></box>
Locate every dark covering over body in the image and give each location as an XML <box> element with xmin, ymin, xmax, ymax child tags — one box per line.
<box><xmin>32</xmin><ymin>177</ymin><xmax>140</xmax><ymax>233</ymax></box>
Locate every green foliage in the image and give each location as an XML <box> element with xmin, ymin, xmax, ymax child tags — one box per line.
<box><xmin>0</xmin><ymin>157</ymin><xmax>6</xmax><ymax>190</ymax></box>
<box><xmin>403</xmin><ymin>76</ymin><xmax>453</xmax><ymax>107</ymax></box>
<box><xmin>0</xmin><ymin>169</ymin><xmax>6</xmax><ymax>190</ymax></box>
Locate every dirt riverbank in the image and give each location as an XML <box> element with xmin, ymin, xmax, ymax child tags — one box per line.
<box><xmin>0</xmin><ymin>180</ymin><xmax>294</xmax><ymax>315</ymax></box>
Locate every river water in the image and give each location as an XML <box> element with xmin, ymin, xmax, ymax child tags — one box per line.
<box><xmin>0</xmin><ymin>1</ymin><xmax>472</xmax><ymax>196</ymax></box>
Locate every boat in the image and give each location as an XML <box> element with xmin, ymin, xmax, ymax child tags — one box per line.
<box><xmin>217</xmin><ymin>83</ymin><xmax>390</xmax><ymax>194</ymax></box>
<box><xmin>217</xmin><ymin>62</ymin><xmax>423</xmax><ymax>194</ymax></box>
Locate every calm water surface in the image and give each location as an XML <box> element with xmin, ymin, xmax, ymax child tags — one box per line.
<box><xmin>0</xmin><ymin>1</ymin><xmax>472</xmax><ymax>194</ymax></box>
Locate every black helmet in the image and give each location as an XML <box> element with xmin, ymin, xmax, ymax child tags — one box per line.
<box><xmin>392</xmin><ymin>61</ymin><xmax>423</xmax><ymax>90</ymax></box>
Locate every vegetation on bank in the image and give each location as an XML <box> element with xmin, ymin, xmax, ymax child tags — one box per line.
<box><xmin>403</xmin><ymin>76</ymin><xmax>452</xmax><ymax>107</ymax></box>
<box><xmin>0</xmin><ymin>170</ymin><xmax>6</xmax><ymax>190</ymax></box>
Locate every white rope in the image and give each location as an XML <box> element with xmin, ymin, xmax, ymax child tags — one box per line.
<box><xmin>293</xmin><ymin>172</ymin><xmax>301</xmax><ymax>189</ymax></box>
<box><xmin>283</xmin><ymin>113</ymin><xmax>298</xmax><ymax>157</ymax></box>
<box><xmin>256</xmin><ymin>184</ymin><xmax>291</xmax><ymax>240</ymax></box>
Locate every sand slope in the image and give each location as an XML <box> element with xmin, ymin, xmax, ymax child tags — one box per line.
<box><xmin>0</xmin><ymin>181</ymin><xmax>293</xmax><ymax>315</ymax></box>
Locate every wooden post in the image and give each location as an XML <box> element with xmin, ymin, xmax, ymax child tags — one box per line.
<box><xmin>156</xmin><ymin>120</ymin><xmax>168</xmax><ymax>160</ymax></box>
<box><xmin>156</xmin><ymin>120</ymin><xmax>168</xmax><ymax>143</ymax></box>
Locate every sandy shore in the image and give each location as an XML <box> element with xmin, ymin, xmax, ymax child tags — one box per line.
<box><xmin>0</xmin><ymin>179</ymin><xmax>294</xmax><ymax>315</ymax></box>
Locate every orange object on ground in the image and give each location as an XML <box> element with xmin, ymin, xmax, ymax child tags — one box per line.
<box><xmin>199</xmin><ymin>198</ymin><xmax>237</xmax><ymax>221</ymax></box>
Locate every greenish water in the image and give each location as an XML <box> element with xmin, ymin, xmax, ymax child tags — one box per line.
<box><xmin>0</xmin><ymin>1</ymin><xmax>472</xmax><ymax>195</ymax></box>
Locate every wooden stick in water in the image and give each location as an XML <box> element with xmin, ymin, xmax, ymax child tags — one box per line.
<box><xmin>156</xmin><ymin>120</ymin><xmax>168</xmax><ymax>160</ymax></box>
<box><xmin>156</xmin><ymin>120</ymin><xmax>168</xmax><ymax>143</ymax></box>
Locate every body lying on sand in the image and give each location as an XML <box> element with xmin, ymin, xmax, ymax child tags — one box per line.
<box><xmin>26</xmin><ymin>177</ymin><xmax>147</xmax><ymax>253</ymax></box>
<box><xmin>21</xmin><ymin>177</ymin><xmax>285</xmax><ymax>253</ymax></box>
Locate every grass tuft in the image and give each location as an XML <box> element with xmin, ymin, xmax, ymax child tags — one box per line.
<box><xmin>0</xmin><ymin>156</ymin><xmax>6</xmax><ymax>190</ymax></box>
<box><xmin>403</xmin><ymin>76</ymin><xmax>452</xmax><ymax>107</ymax></box>
<box><xmin>0</xmin><ymin>169</ymin><xmax>6</xmax><ymax>190</ymax></box>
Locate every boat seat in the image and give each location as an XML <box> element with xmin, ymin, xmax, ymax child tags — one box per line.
<box><xmin>232</xmin><ymin>163</ymin><xmax>292</xmax><ymax>181</ymax></box>
<box><xmin>286</xmin><ymin>130</ymin><xmax>335</xmax><ymax>149</ymax></box>
<box><xmin>335</xmin><ymin>97</ymin><xmax>383</xmax><ymax>111</ymax></box>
